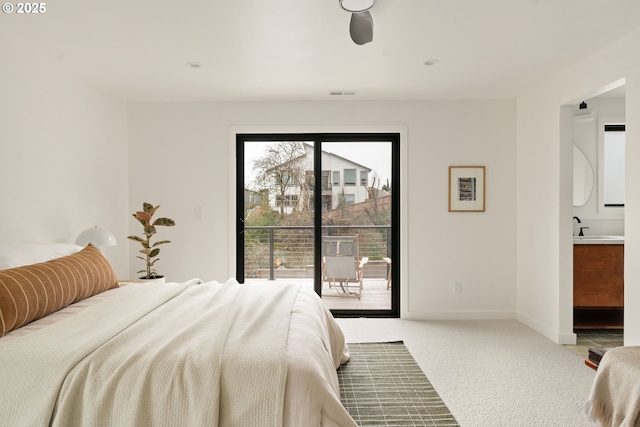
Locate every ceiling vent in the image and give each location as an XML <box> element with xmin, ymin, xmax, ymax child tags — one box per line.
<box><xmin>329</xmin><ymin>90</ymin><xmax>358</xmax><ymax>96</ymax></box>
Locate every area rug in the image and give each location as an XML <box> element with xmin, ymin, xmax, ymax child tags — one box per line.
<box><xmin>338</xmin><ymin>341</ymin><xmax>459</xmax><ymax>427</ymax></box>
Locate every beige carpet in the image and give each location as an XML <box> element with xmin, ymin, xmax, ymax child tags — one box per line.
<box><xmin>336</xmin><ymin>318</ymin><xmax>598</xmax><ymax>427</ymax></box>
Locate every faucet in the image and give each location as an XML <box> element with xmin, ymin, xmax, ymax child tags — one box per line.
<box><xmin>573</xmin><ymin>216</ymin><xmax>589</xmax><ymax>236</ymax></box>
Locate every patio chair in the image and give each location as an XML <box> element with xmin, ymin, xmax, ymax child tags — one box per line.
<box><xmin>321</xmin><ymin>235</ymin><xmax>368</xmax><ymax>299</ymax></box>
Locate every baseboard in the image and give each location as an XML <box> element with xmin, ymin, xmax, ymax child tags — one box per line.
<box><xmin>403</xmin><ymin>310</ymin><xmax>515</xmax><ymax>320</ymax></box>
<box><xmin>516</xmin><ymin>312</ymin><xmax>577</xmax><ymax>345</ymax></box>
<box><xmin>557</xmin><ymin>331</ymin><xmax>578</xmax><ymax>345</ymax></box>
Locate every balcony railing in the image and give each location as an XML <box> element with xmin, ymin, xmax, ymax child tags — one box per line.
<box><xmin>244</xmin><ymin>225</ymin><xmax>391</xmax><ymax>280</ymax></box>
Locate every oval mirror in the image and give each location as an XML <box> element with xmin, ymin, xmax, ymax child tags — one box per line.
<box><xmin>573</xmin><ymin>144</ymin><xmax>594</xmax><ymax>206</ymax></box>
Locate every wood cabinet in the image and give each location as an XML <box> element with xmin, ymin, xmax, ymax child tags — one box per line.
<box><xmin>574</xmin><ymin>244</ymin><xmax>624</xmax><ymax>307</ymax></box>
<box><xmin>574</xmin><ymin>244</ymin><xmax>624</xmax><ymax>328</ymax></box>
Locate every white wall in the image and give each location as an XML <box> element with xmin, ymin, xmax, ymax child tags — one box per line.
<box><xmin>516</xmin><ymin>28</ymin><xmax>640</xmax><ymax>344</ymax></box>
<box><xmin>128</xmin><ymin>100</ymin><xmax>517</xmax><ymax>319</ymax></box>
<box><xmin>0</xmin><ymin>36</ymin><xmax>129</xmax><ymax>277</ymax></box>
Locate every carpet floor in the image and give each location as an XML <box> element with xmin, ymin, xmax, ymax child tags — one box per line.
<box><xmin>338</xmin><ymin>341</ymin><xmax>459</xmax><ymax>427</ymax></box>
<box><xmin>336</xmin><ymin>318</ymin><xmax>599</xmax><ymax>427</ymax></box>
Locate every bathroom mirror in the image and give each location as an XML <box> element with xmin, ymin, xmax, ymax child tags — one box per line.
<box><xmin>573</xmin><ymin>144</ymin><xmax>594</xmax><ymax>206</ymax></box>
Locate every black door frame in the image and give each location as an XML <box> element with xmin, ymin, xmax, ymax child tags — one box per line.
<box><xmin>236</xmin><ymin>132</ymin><xmax>400</xmax><ymax>318</ymax></box>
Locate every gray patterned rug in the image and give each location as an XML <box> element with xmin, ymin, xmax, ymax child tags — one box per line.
<box><xmin>338</xmin><ymin>341</ymin><xmax>459</xmax><ymax>427</ymax></box>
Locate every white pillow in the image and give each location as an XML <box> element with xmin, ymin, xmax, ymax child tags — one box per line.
<box><xmin>0</xmin><ymin>243</ymin><xmax>84</xmax><ymax>270</ymax></box>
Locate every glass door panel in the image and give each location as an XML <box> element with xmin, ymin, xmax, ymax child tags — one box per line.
<box><xmin>320</xmin><ymin>141</ymin><xmax>393</xmax><ymax>312</ymax></box>
<box><xmin>241</xmin><ymin>140</ymin><xmax>314</xmax><ymax>293</ymax></box>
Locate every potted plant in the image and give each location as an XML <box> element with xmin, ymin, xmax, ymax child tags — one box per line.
<box><xmin>127</xmin><ymin>202</ymin><xmax>176</xmax><ymax>283</ymax></box>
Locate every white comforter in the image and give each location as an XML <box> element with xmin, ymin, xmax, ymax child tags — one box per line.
<box><xmin>0</xmin><ymin>279</ymin><xmax>356</xmax><ymax>427</ymax></box>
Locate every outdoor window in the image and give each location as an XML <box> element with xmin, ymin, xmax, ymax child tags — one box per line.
<box><xmin>321</xmin><ymin>171</ymin><xmax>331</xmax><ymax>191</ymax></box>
<box><xmin>281</xmin><ymin>172</ymin><xmax>298</xmax><ymax>186</ymax></box>
<box><xmin>344</xmin><ymin>169</ymin><xmax>356</xmax><ymax>185</ymax></box>
<box><xmin>276</xmin><ymin>194</ymin><xmax>299</xmax><ymax>207</ymax></box>
<box><xmin>360</xmin><ymin>170</ymin><xmax>368</xmax><ymax>186</ymax></box>
<box><xmin>603</xmin><ymin>124</ymin><xmax>625</xmax><ymax>207</ymax></box>
<box><xmin>332</xmin><ymin>171</ymin><xmax>340</xmax><ymax>185</ymax></box>
<box><xmin>344</xmin><ymin>194</ymin><xmax>355</xmax><ymax>205</ymax></box>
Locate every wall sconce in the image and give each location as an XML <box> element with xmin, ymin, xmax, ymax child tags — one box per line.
<box><xmin>574</xmin><ymin>101</ymin><xmax>594</xmax><ymax>123</ymax></box>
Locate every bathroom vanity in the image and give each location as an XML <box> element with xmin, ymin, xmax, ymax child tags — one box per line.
<box><xmin>573</xmin><ymin>236</ymin><xmax>624</xmax><ymax>328</ymax></box>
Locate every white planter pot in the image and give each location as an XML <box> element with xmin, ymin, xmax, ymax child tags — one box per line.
<box><xmin>138</xmin><ymin>276</ymin><xmax>166</xmax><ymax>284</ymax></box>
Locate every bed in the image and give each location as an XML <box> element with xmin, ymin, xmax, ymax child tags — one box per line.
<box><xmin>0</xmin><ymin>243</ymin><xmax>357</xmax><ymax>427</ymax></box>
<box><xmin>586</xmin><ymin>346</ymin><xmax>640</xmax><ymax>427</ymax></box>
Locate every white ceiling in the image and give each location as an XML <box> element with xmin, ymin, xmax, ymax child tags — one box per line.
<box><xmin>2</xmin><ymin>0</ymin><xmax>639</xmax><ymax>102</ymax></box>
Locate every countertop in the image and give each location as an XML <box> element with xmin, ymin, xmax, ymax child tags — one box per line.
<box><xmin>573</xmin><ymin>235</ymin><xmax>624</xmax><ymax>244</ymax></box>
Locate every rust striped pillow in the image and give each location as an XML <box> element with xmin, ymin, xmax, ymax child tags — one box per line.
<box><xmin>0</xmin><ymin>243</ymin><xmax>118</xmax><ymax>337</ymax></box>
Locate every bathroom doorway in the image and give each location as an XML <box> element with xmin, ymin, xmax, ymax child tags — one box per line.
<box><xmin>571</xmin><ymin>84</ymin><xmax>626</xmax><ymax>331</ymax></box>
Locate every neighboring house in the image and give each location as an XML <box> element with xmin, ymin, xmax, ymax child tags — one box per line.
<box><xmin>244</xmin><ymin>188</ymin><xmax>263</xmax><ymax>210</ymax></box>
<box><xmin>267</xmin><ymin>143</ymin><xmax>373</xmax><ymax>214</ymax></box>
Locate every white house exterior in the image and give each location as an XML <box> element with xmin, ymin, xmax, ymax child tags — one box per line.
<box><xmin>270</xmin><ymin>143</ymin><xmax>372</xmax><ymax>214</ymax></box>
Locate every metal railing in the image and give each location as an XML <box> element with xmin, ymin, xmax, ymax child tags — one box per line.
<box><xmin>244</xmin><ymin>225</ymin><xmax>391</xmax><ymax>280</ymax></box>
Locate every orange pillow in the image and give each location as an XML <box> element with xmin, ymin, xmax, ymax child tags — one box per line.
<box><xmin>0</xmin><ymin>243</ymin><xmax>118</xmax><ymax>337</ymax></box>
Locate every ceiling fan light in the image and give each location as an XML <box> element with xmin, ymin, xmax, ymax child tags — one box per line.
<box><xmin>349</xmin><ymin>10</ymin><xmax>374</xmax><ymax>45</ymax></box>
<box><xmin>340</xmin><ymin>0</ymin><xmax>375</xmax><ymax>13</ymax></box>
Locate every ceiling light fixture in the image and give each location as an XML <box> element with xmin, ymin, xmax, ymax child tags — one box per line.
<box><xmin>339</xmin><ymin>0</ymin><xmax>375</xmax><ymax>45</ymax></box>
<box><xmin>185</xmin><ymin>62</ymin><xmax>201</xmax><ymax>69</ymax></box>
<box><xmin>339</xmin><ymin>0</ymin><xmax>375</xmax><ymax>12</ymax></box>
<box><xmin>424</xmin><ymin>59</ymin><xmax>440</xmax><ymax>66</ymax></box>
<box><xmin>574</xmin><ymin>101</ymin><xmax>594</xmax><ymax>123</ymax></box>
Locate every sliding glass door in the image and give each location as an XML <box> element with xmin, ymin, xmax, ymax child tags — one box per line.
<box><xmin>236</xmin><ymin>133</ymin><xmax>399</xmax><ymax>317</ymax></box>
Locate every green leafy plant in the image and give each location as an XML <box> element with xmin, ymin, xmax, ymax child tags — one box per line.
<box><xmin>127</xmin><ymin>202</ymin><xmax>176</xmax><ymax>279</ymax></box>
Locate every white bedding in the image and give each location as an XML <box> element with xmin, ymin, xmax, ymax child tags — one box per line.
<box><xmin>0</xmin><ymin>279</ymin><xmax>356</xmax><ymax>427</ymax></box>
<box><xmin>586</xmin><ymin>346</ymin><xmax>640</xmax><ymax>427</ymax></box>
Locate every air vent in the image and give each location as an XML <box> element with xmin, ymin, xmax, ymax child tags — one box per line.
<box><xmin>329</xmin><ymin>90</ymin><xmax>358</xmax><ymax>96</ymax></box>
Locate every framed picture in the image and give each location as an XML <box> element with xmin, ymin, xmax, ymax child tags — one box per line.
<box><xmin>448</xmin><ymin>166</ymin><xmax>485</xmax><ymax>212</ymax></box>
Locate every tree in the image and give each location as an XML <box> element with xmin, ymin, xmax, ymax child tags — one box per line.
<box><xmin>252</xmin><ymin>141</ymin><xmax>309</xmax><ymax>215</ymax></box>
<box><xmin>381</xmin><ymin>178</ymin><xmax>391</xmax><ymax>193</ymax></box>
<box><xmin>360</xmin><ymin>174</ymin><xmax>390</xmax><ymax>226</ymax></box>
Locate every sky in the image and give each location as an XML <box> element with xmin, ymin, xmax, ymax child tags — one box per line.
<box><xmin>243</xmin><ymin>141</ymin><xmax>392</xmax><ymax>190</ymax></box>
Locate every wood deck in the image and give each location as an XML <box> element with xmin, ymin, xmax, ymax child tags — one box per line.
<box><xmin>244</xmin><ymin>278</ymin><xmax>391</xmax><ymax>311</ymax></box>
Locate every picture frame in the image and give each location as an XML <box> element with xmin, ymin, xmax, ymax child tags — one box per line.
<box><xmin>448</xmin><ymin>166</ymin><xmax>485</xmax><ymax>212</ymax></box>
